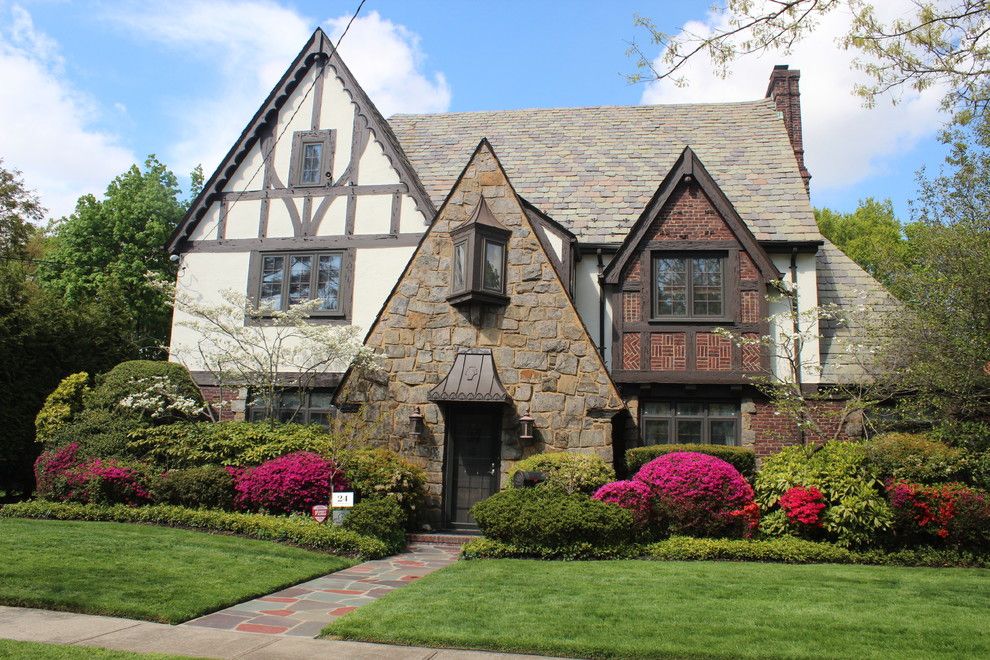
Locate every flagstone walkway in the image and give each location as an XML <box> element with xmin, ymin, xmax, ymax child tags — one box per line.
<box><xmin>184</xmin><ymin>543</ymin><xmax>460</xmax><ymax>638</ymax></box>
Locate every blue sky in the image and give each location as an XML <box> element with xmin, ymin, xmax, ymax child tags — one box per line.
<box><xmin>0</xmin><ymin>0</ymin><xmax>952</xmax><ymax>221</ymax></box>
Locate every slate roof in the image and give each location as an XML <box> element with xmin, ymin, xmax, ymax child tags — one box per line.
<box><xmin>389</xmin><ymin>99</ymin><xmax>819</xmax><ymax>244</ymax></box>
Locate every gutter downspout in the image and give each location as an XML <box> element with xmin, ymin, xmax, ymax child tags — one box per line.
<box><xmin>597</xmin><ymin>248</ymin><xmax>606</xmax><ymax>359</ymax></box>
<box><xmin>790</xmin><ymin>248</ymin><xmax>806</xmax><ymax>445</ymax></box>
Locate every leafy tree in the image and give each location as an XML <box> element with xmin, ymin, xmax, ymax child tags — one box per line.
<box><xmin>37</xmin><ymin>156</ymin><xmax>185</xmax><ymax>353</ymax></box>
<box><xmin>630</xmin><ymin>0</ymin><xmax>990</xmax><ymax>124</ymax></box>
<box><xmin>0</xmin><ymin>159</ymin><xmax>43</xmax><ymax>261</ymax></box>
<box><xmin>815</xmin><ymin>198</ymin><xmax>907</xmax><ymax>286</ymax></box>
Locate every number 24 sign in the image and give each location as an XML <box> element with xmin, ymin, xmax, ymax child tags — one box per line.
<box><xmin>332</xmin><ymin>492</ymin><xmax>354</xmax><ymax>508</ymax></box>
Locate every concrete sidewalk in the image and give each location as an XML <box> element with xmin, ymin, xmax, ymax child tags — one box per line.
<box><xmin>0</xmin><ymin>606</ymin><xmax>558</xmax><ymax>659</ymax></box>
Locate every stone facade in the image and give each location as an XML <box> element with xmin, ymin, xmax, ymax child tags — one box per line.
<box><xmin>335</xmin><ymin>140</ymin><xmax>624</xmax><ymax>524</ymax></box>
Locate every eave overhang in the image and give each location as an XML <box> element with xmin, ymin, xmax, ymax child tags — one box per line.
<box><xmin>428</xmin><ymin>348</ymin><xmax>509</xmax><ymax>403</ymax></box>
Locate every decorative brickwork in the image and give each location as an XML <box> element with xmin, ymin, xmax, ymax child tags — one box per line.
<box><xmin>741</xmin><ymin>290</ymin><xmax>760</xmax><ymax>324</ymax></box>
<box><xmin>623</xmin><ymin>291</ymin><xmax>641</xmax><ymax>323</ymax></box>
<box><xmin>199</xmin><ymin>386</ymin><xmax>244</xmax><ymax>421</ymax></box>
<box><xmin>695</xmin><ymin>332</ymin><xmax>732</xmax><ymax>371</ymax></box>
<box><xmin>622</xmin><ymin>333</ymin><xmax>642</xmax><ymax>370</ymax></box>
<box><xmin>741</xmin><ymin>333</ymin><xmax>761</xmax><ymax>371</ymax></box>
<box><xmin>650</xmin><ymin>332</ymin><xmax>686</xmax><ymax>371</ymax></box>
<box><xmin>334</xmin><ymin>141</ymin><xmax>625</xmax><ymax>524</ymax></box>
<box><xmin>625</xmin><ymin>259</ymin><xmax>641</xmax><ymax>283</ymax></box>
<box><xmin>646</xmin><ymin>183</ymin><xmax>735</xmax><ymax>241</ymax></box>
<box><xmin>740</xmin><ymin>252</ymin><xmax>758</xmax><ymax>280</ymax></box>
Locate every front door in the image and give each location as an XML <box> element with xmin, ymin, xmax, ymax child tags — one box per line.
<box><xmin>445</xmin><ymin>407</ymin><xmax>501</xmax><ymax>529</ymax></box>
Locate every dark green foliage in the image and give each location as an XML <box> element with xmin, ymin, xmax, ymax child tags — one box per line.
<box><xmin>471</xmin><ymin>488</ymin><xmax>638</xmax><ymax>552</ymax></box>
<box><xmin>337</xmin><ymin>448</ymin><xmax>427</xmax><ymax>528</ymax></box>
<box><xmin>88</xmin><ymin>360</ymin><xmax>204</xmax><ymax>418</ymax></box>
<box><xmin>866</xmin><ymin>432</ymin><xmax>968</xmax><ymax>484</ymax></box>
<box><xmin>126</xmin><ymin>421</ymin><xmax>339</xmax><ymax>469</ymax></box>
<box><xmin>0</xmin><ymin>500</ymin><xmax>389</xmax><ymax>558</ymax></box>
<box><xmin>626</xmin><ymin>443</ymin><xmax>757</xmax><ymax>480</ymax></box>
<box><xmin>506</xmin><ymin>452</ymin><xmax>615</xmax><ymax>494</ymax></box>
<box><xmin>933</xmin><ymin>419</ymin><xmax>990</xmax><ymax>453</ymax></box>
<box><xmin>151</xmin><ymin>466</ymin><xmax>235</xmax><ymax>510</ymax></box>
<box><xmin>646</xmin><ymin>535</ymin><xmax>990</xmax><ymax>568</ymax></box>
<box><xmin>41</xmin><ymin>409</ymin><xmax>148</xmax><ymax>458</ymax></box>
<box><xmin>342</xmin><ymin>497</ymin><xmax>406</xmax><ymax>554</ymax></box>
<box><xmin>461</xmin><ymin>537</ymin><xmax>643</xmax><ymax>560</ymax></box>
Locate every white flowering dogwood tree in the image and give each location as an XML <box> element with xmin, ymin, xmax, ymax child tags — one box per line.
<box><xmin>716</xmin><ymin>280</ymin><xmax>902</xmax><ymax>446</ymax></box>
<box><xmin>170</xmin><ymin>288</ymin><xmax>380</xmax><ymax>423</ymax></box>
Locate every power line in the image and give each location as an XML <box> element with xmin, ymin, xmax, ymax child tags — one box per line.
<box><xmin>199</xmin><ymin>0</ymin><xmax>368</xmax><ymax>240</ymax></box>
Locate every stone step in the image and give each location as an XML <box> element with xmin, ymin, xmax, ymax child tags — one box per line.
<box><xmin>408</xmin><ymin>531</ymin><xmax>480</xmax><ymax>546</ymax></box>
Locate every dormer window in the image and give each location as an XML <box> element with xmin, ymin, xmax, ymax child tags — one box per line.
<box><xmin>290</xmin><ymin>130</ymin><xmax>335</xmax><ymax>187</ymax></box>
<box><xmin>447</xmin><ymin>198</ymin><xmax>510</xmax><ymax>306</ymax></box>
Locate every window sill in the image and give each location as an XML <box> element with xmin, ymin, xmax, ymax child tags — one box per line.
<box><xmin>244</xmin><ymin>314</ymin><xmax>349</xmax><ymax>327</ymax></box>
<box><xmin>648</xmin><ymin>316</ymin><xmax>734</xmax><ymax>324</ymax></box>
<box><xmin>447</xmin><ymin>289</ymin><xmax>510</xmax><ymax>307</ymax></box>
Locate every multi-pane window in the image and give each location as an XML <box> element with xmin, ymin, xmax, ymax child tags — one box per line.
<box><xmin>641</xmin><ymin>401</ymin><xmax>739</xmax><ymax>445</ymax></box>
<box><xmin>290</xmin><ymin>130</ymin><xmax>334</xmax><ymax>187</ymax></box>
<box><xmin>248</xmin><ymin>389</ymin><xmax>335</xmax><ymax>427</ymax></box>
<box><xmin>300</xmin><ymin>143</ymin><xmax>323</xmax><ymax>185</ymax></box>
<box><xmin>653</xmin><ymin>255</ymin><xmax>724</xmax><ymax>318</ymax></box>
<box><xmin>256</xmin><ymin>252</ymin><xmax>342</xmax><ymax>313</ymax></box>
<box><xmin>452</xmin><ymin>242</ymin><xmax>467</xmax><ymax>292</ymax></box>
<box><xmin>482</xmin><ymin>240</ymin><xmax>504</xmax><ymax>292</ymax></box>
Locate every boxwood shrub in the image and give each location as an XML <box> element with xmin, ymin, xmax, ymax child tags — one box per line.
<box><xmin>866</xmin><ymin>433</ymin><xmax>967</xmax><ymax>484</ymax></box>
<box><xmin>471</xmin><ymin>487</ymin><xmax>637</xmax><ymax>551</ymax></box>
<box><xmin>337</xmin><ymin>448</ymin><xmax>427</xmax><ymax>528</ymax></box>
<box><xmin>151</xmin><ymin>465</ymin><xmax>235</xmax><ymax>510</ymax></box>
<box><xmin>0</xmin><ymin>500</ymin><xmax>388</xmax><ymax>558</ymax></box>
<box><xmin>626</xmin><ymin>444</ymin><xmax>756</xmax><ymax>480</ymax></box>
<box><xmin>341</xmin><ymin>497</ymin><xmax>406</xmax><ymax>554</ymax></box>
<box><xmin>461</xmin><ymin>537</ymin><xmax>644</xmax><ymax>560</ymax></box>
<box><xmin>506</xmin><ymin>452</ymin><xmax>615</xmax><ymax>494</ymax></box>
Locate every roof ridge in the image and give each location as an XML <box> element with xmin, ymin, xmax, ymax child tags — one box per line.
<box><xmin>389</xmin><ymin>98</ymin><xmax>775</xmax><ymax>119</ymax></box>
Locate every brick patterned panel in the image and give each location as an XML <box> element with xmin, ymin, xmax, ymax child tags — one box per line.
<box><xmin>695</xmin><ymin>332</ymin><xmax>732</xmax><ymax>371</ymax></box>
<box><xmin>622</xmin><ymin>333</ymin><xmax>641</xmax><ymax>370</ymax></box>
<box><xmin>650</xmin><ymin>332</ymin><xmax>686</xmax><ymax>371</ymax></box>
<box><xmin>625</xmin><ymin>259</ymin><xmax>641</xmax><ymax>283</ymax></box>
<box><xmin>740</xmin><ymin>252</ymin><xmax>759</xmax><ymax>280</ymax></box>
<box><xmin>741</xmin><ymin>332</ymin><xmax>761</xmax><ymax>371</ymax></box>
<box><xmin>741</xmin><ymin>290</ymin><xmax>760</xmax><ymax>324</ymax></box>
<box><xmin>646</xmin><ymin>183</ymin><xmax>735</xmax><ymax>241</ymax></box>
<box><xmin>623</xmin><ymin>291</ymin><xmax>641</xmax><ymax>323</ymax></box>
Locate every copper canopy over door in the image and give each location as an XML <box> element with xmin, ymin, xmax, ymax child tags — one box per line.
<box><xmin>445</xmin><ymin>407</ymin><xmax>501</xmax><ymax>529</ymax></box>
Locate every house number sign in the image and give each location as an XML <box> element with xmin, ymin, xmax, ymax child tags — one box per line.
<box><xmin>332</xmin><ymin>492</ymin><xmax>355</xmax><ymax>508</ymax></box>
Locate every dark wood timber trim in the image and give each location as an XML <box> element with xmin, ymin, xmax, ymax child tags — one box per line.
<box><xmin>390</xmin><ymin>191</ymin><xmax>402</xmax><ymax>235</ymax></box>
<box><xmin>281</xmin><ymin>197</ymin><xmax>303</xmax><ymax>236</ymax></box>
<box><xmin>220</xmin><ymin>183</ymin><xmax>406</xmax><ymax>202</ymax></box>
<box><xmin>186</xmin><ymin>233</ymin><xmax>423</xmax><ymax>253</ymax></box>
<box><xmin>244</xmin><ymin>246</ymin><xmax>356</xmax><ymax>325</ymax></box>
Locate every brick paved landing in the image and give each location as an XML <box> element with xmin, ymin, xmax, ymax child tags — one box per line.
<box><xmin>183</xmin><ymin>543</ymin><xmax>459</xmax><ymax>637</ymax></box>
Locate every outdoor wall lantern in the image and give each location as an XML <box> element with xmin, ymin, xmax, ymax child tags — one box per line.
<box><xmin>519</xmin><ymin>412</ymin><xmax>534</xmax><ymax>442</ymax></box>
<box><xmin>409</xmin><ymin>407</ymin><xmax>424</xmax><ymax>438</ymax></box>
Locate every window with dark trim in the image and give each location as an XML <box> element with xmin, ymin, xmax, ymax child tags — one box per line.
<box><xmin>289</xmin><ymin>130</ymin><xmax>335</xmax><ymax>187</ymax></box>
<box><xmin>641</xmin><ymin>401</ymin><xmax>740</xmax><ymax>445</ymax></box>
<box><xmin>447</xmin><ymin>199</ymin><xmax>511</xmax><ymax>306</ymax></box>
<box><xmin>652</xmin><ymin>254</ymin><xmax>725</xmax><ymax>319</ymax></box>
<box><xmin>248</xmin><ymin>388</ymin><xmax>336</xmax><ymax>427</ymax></box>
<box><xmin>255</xmin><ymin>251</ymin><xmax>345</xmax><ymax>315</ymax></box>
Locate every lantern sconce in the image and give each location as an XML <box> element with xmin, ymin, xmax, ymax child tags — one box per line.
<box><xmin>519</xmin><ymin>412</ymin><xmax>534</xmax><ymax>442</ymax></box>
<box><xmin>409</xmin><ymin>407</ymin><xmax>424</xmax><ymax>438</ymax></box>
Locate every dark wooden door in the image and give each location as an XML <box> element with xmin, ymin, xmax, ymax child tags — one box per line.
<box><xmin>446</xmin><ymin>407</ymin><xmax>501</xmax><ymax>528</ymax></box>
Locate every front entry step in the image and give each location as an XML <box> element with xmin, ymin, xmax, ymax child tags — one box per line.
<box><xmin>408</xmin><ymin>531</ymin><xmax>480</xmax><ymax>546</ymax></box>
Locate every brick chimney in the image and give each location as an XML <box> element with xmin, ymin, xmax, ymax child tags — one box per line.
<box><xmin>766</xmin><ymin>65</ymin><xmax>811</xmax><ymax>194</ymax></box>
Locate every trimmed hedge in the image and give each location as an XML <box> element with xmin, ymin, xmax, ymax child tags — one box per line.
<box><xmin>866</xmin><ymin>433</ymin><xmax>967</xmax><ymax>484</ymax></box>
<box><xmin>0</xmin><ymin>500</ymin><xmax>388</xmax><ymax>558</ymax></box>
<box><xmin>337</xmin><ymin>448</ymin><xmax>427</xmax><ymax>528</ymax></box>
<box><xmin>507</xmin><ymin>452</ymin><xmax>615</xmax><ymax>495</ymax></box>
<box><xmin>461</xmin><ymin>537</ymin><xmax>643</xmax><ymax>560</ymax></box>
<box><xmin>342</xmin><ymin>497</ymin><xmax>407</xmax><ymax>554</ymax></box>
<box><xmin>151</xmin><ymin>466</ymin><xmax>235</xmax><ymax>510</ymax></box>
<box><xmin>646</xmin><ymin>536</ymin><xmax>990</xmax><ymax>568</ymax></box>
<box><xmin>626</xmin><ymin>444</ymin><xmax>756</xmax><ymax>480</ymax></box>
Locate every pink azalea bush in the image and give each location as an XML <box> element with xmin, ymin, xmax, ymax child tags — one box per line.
<box><xmin>34</xmin><ymin>443</ymin><xmax>151</xmax><ymax>505</ymax></box>
<box><xmin>234</xmin><ymin>451</ymin><xmax>348</xmax><ymax>514</ymax></box>
<box><xmin>592</xmin><ymin>480</ymin><xmax>654</xmax><ymax>525</ymax></box>
<box><xmin>635</xmin><ymin>451</ymin><xmax>755</xmax><ymax>537</ymax></box>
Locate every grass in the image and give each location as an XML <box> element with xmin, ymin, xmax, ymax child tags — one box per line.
<box><xmin>324</xmin><ymin>559</ymin><xmax>990</xmax><ymax>659</ymax></box>
<box><xmin>0</xmin><ymin>640</ymin><xmax>193</xmax><ymax>659</ymax></box>
<box><xmin>0</xmin><ymin>518</ymin><xmax>353</xmax><ymax>623</ymax></box>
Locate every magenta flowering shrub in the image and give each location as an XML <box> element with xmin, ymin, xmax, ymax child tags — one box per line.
<box><xmin>635</xmin><ymin>451</ymin><xmax>755</xmax><ymax>537</ymax></box>
<box><xmin>234</xmin><ymin>451</ymin><xmax>348</xmax><ymax>514</ymax></box>
<box><xmin>592</xmin><ymin>480</ymin><xmax>654</xmax><ymax>525</ymax></box>
<box><xmin>34</xmin><ymin>443</ymin><xmax>151</xmax><ymax>505</ymax></box>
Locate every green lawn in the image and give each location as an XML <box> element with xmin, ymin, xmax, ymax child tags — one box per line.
<box><xmin>0</xmin><ymin>639</ymin><xmax>191</xmax><ymax>659</ymax></box>
<box><xmin>0</xmin><ymin>518</ymin><xmax>352</xmax><ymax>623</ymax></box>
<box><xmin>324</xmin><ymin>559</ymin><xmax>990</xmax><ymax>659</ymax></box>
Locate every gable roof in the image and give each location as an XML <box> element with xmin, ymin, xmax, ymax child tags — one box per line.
<box><xmin>602</xmin><ymin>146</ymin><xmax>781</xmax><ymax>284</ymax></box>
<box><xmin>388</xmin><ymin>100</ymin><xmax>819</xmax><ymax>245</ymax></box>
<box><xmin>166</xmin><ymin>28</ymin><xmax>435</xmax><ymax>254</ymax></box>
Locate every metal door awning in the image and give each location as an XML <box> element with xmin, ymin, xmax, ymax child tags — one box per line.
<box><xmin>428</xmin><ymin>348</ymin><xmax>509</xmax><ymax>403</ymax></box>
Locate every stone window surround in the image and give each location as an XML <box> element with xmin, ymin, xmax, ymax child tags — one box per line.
<box><xmin>640</xmin><ymin>399</ymin><xmax>741</xmax><ymax>445</ymax></box>
<box><xmin>288</xmin><ymin>129</ymin><xmax>336</xmax><ymax>188</ymax></box>
<box><xmin>245</xmin><ymin>248</ymin><xmax>355</xmax><ymax>325</ymax></box>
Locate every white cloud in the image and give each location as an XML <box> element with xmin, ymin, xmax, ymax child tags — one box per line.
<box><xmin>640</xmin><ymin>1</ymin><xmax>946</xmax><ymax>192</ymax></box>
<box><xmin>0</xmin><ymin>5</ymin><xmax>135</xmax><ymax>219</ymax></box>
<box><xmin>111</xmin><ymin>2</ymin><xmax>450</xmax><ymax>176</ymax></box>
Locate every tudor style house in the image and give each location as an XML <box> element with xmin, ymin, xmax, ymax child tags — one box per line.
<box><xmin>167</xmin><ymin>29</ymin><xmax>891</xmax><ymax>527</ymax></box>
